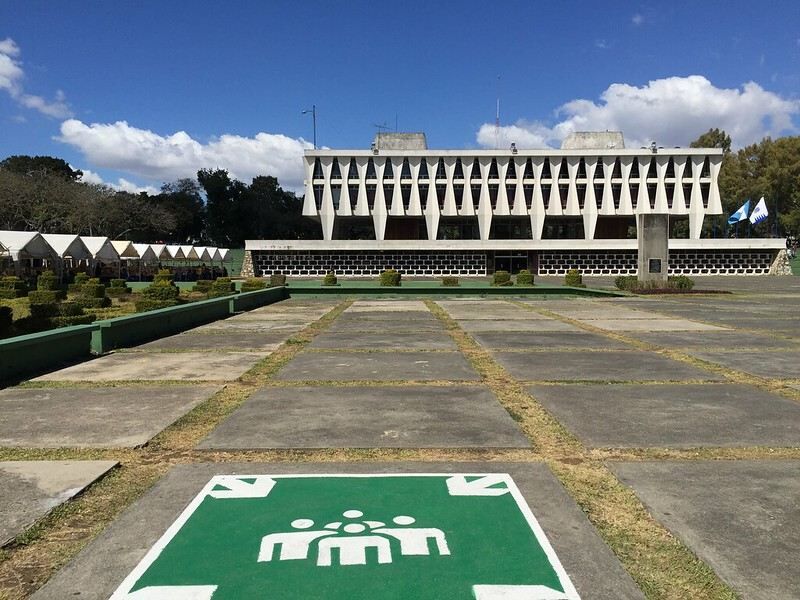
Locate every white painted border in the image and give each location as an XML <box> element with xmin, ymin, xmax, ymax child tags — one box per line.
<box><xmin>110</xmin><ymin>473</ymin><xmax>581</xmax><ymax>600</ymax></box>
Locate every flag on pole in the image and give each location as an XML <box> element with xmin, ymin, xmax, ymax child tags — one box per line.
<box><xmin>727</xmin><ymin>199</ymin><xmax>751</xmax><ymax>225</ymax></box>
<box><xmin>749</xmin><ymin>197</ymin><xmax>769</xmax><ymax>224</ymax></box>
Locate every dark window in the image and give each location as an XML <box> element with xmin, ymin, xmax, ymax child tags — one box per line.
<box><xmin>400</xmin><ymin>158</ymin><xmax>411</xmax><ymax>179</ymax></box>
<box><xmin>453</xmin><ymin>158</ymin><xmax>464</xmax><ymax>179</ymax></box>
<box><xmin>471</xmin><ymin>158</ymin><xmax>482</xmax><ymax>180</ymax></box>
<box><xmin>577</xmin><ymin>158</ymin><xmax>587</xmax><ymax>179</ymax></box>
<box><xmin>313</xmin><ymin>158</ymin><xmax>323</xmax><ymax>178</ymax></box>
<box><xmin>366</xmin><ymin>184</ymin><xmax>376</xmax><ymax>209</ymax></box>
<box><xmin>418</xmin><ymin>184</ymin><xmax>429</xmax><ymax>209</ymax></box>
<box><xmin>612</xmin><ymin>158</ymin><xmax>622</xmax><ymax>179</ymax></box>
<box><xmin>383</xmin><ymin>159</ymin><xmax>394</xmax><ymax>180</ymax></box>
<box><xmin>348</xmin><ymin>158</ymin><xmax>358</xmax><ymax>179</ymax></box>
<box><xmin>330</xmin><ymin>158</ymin><xmax>341</xmax><ymax>179</ymax></box>
<box><xmin>541</xmin><ymin>158</ymin><xmax>551</xmax><ymax>179</ymax></box>
<box><xmin>313</xmin><ymin>184</ymin><xmax>323</xmax><ymax>209</ymax></box>
<box><xmin>506</xmin><ymin>159</ymin><xmax>517</xmax><ymax>179</ymax></box>
<box><xmin>489</xmin><ymin>184</ymin><xmax>499</xmax><ymax>209</ymax></box>
<box><xmin>401</xmin><ymin>185</ymin><xmax>411</xmax><ymax>209</ymax></box>
<box><xmin>542</xmin><ymin>184</ymin><xmax>552</xmax><ymax>210</ymax></box>
<box><xmin>524</xmin><ymin>184</ymin><xmax>533</xmax><ymax>209</ymax></box>
<box><xmin>332</xmin><ymin>185</ymin><xmax>341</xmax><ymax>210</ymax></box>
<box><xmin>594</xmin><ymin>158</ymin><xmax>604</xmax><ymax>179</ymax></box>
<box><xmin>436</xmin><ymin>184</ymin><xmax>446</xmax><ymax>210</ymax></box>
<box><xmin>701</xmin><ymin>157</ymin><xmax>711</xmax><ymax>177</ymax></box>
<box><xmin>453</xmin><ymin>184</ymin><xmax>464</xmax><ymax>210</ymax></box>
<box><xmin>523</xmin><ymin>158</ymin><xmax>535</xmax><ymax>179</ymax></box>
<box><xmin>630</xmin><ymin>158</ymin><xmax>640</xmax><ymax>179</ymax></box>
<box><xmin>366</xmin><ymin>158</ymin><xmax>376</xmax><ymax>179</ymax></box>
<box><xmin>418</xmin><ymin>160</ymin><xmax>429</xmax><ymax>180</ymax></box>
<box><xmin>435</xmin><ymin>158</ymin><xmax>446</xmax><ymax>179</ymax></box>
<box><xmin>488</xmin><ymin>158</ymin><xmax>499</xmax><ymax>179</ymax></box>
<box><xmin>665</xmin><ymin>158</ymin><xmax>675</xmax><ymax>179</ymax></box>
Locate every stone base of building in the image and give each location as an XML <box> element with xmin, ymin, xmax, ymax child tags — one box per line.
<box><xmin>242</xmin><ymin>239</ymin><xmax>787</xmax><ymax>278</ymax></box>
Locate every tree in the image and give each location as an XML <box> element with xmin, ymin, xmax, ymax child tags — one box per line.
<box><xmin>154</xmin><ymin>178</ymin><xmax>206</xmax><ymax>242</ymax></box>
<box><xmin>690</xmin><ymin>128</ymin><xmax>732</xmax><ymax>154</ymax></box>
<box><xmin>0</xmin><ymin>155</ymin><xmax>83</xmax><ymax>181</ymax></box>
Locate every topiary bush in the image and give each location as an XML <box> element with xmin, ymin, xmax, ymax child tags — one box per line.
<box><xmin>193</xmin><ymin>279</ymin><xmax>214</xmax><ymax>293</ymax></box>
<box><xmin>68</xmin><ymin>272</ymin><xmax>89</xmax><ymax>294</ymax></box>
<box><xmin>668</xmin><ymin>275</ymin><xmax>695</xmax><ymax>290</ymax></box>
<box><xmin>241</xmin><ymin>277</ymin><xmax>267</xmax><ymax>292</ymax></box>
<box><xmin>36</xmin><ymin>271</ymin><xmax>65</xmax><ymax>299</ymax></box>
<box><xmin>208</xmin><ymin>277</ymin><xmax>236</xmax><ymax>298</ymax></box>
<box><xmin>322</xmin><ymin>271</ymin><xmax>338</xmax><ymax>286</ymax></box>
<box><xmin>77</xmin><ymin>278</ymin><xmax>111</xmax><ymax>308</ymax></box>
<box><xmin>135</xmin><ymin>280</ymin><xmax>182</xmax><ymax>312</ymax></box>
<box><xmin>29</xmin><ymin>301</ymin><xmax>59</xmax><ymax>319</ymax></box>
<box><xmin>379</xmin><ymin>269</ymin><xmax>401</xmax><ymax>287</ymax></box>
<box><xmin>154</xmin><ymin>269</ymin><xmax>174</xmax><ymax>284</ymax></box>
<box><xmin>515</xmin><ymin>270</ymin><xmax>534</xmax><ymax>286</ymax></box>
<box><xmin>50</xmin><ymin>314</ymin><xmax>96</xmax><ymax>327</ymax></box>
<box><xmin>442</xmin><ymin>276</ymin><xmax>459</xmax><ymax>287</ymax></box>
<box><xmin>564</xmin><ymin>269</ymin><xmax>585</xmax><ymax>288</ymax></box>
<box><xmin>492</xmin><ymin>270</ymin><xmax>512</xmax><ymax>286</ymax></box>
<box><xmin>28</xmin><ymin>290</ymin><xmax>61</xmax><ymax>304</ymax></box>
<box><xmin>0</xmin><ymin>276</ymin><xmax>28</xmax><ymax>299</ymax></box>
<box><xmin>106</xmin><ymin>278</ymin><xmax>132</xmax><ymax>297</ymax></box>
<box><xmin>269</xmin><ymin>273</ymin><xmax>287</xmax><ymax>287</ymax></box>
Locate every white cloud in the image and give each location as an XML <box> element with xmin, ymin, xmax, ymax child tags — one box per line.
<box><xmin>631</xmin><ymin>13</ymin><xmax>644</xmax><ymax>26</ymax></box>
<box><xmin>78</xmin><ymin>167</ymin><xmax>160</xmax><ymax>195</ymax></box>
<box><xmin>477</xmin><ymin>75</ymin><xmax>800</xmax><ymax>150</ymax></box>
<box><xmin>0</xmin><ymin>37</ymin><xmax>72</xmax><ymax>118</ymax></box>
<box><xmin>59</xmin><ymin>119</ymin><xmax>311</xmax><ymax>191</ymax></box>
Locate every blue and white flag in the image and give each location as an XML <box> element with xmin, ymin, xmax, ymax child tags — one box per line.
<box><xmin>727</xmin><ymin>199</ymin><xmax>751</xmax><ymax>225</ymax></box>
<box><xmin>749</xmin><ymin>197</ymin><xmax>769</xmax><ymax>224</ymax></box>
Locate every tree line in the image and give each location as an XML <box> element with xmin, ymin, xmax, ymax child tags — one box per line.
<box><xmin>0</xmin><ymin>155</ymin><xmax>320</xmax><ymax>246</ymax></box>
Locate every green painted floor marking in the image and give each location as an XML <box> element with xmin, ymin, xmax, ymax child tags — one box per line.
<box><xmin>110</xmin><ymin>474</ymin><xmax>580</xmax><ymax>599</ymax></box>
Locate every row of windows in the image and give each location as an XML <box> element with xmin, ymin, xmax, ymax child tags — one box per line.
<box><xmin>312</xmin><ymin>181</ymin><xmax>712</xmax><ymax>212</ymax></box>
<box><xmin>312</xmin><ymin>156</ymin><xmax>714</xmax><ymax>181</ymax></box>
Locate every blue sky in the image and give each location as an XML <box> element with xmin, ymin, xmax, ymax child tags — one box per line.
<box><xmin>1</xmin><ymin>0</ymin><xmax>798</xmax><ymax>193</ymax></box>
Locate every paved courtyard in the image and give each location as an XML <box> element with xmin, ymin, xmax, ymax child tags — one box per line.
<box><xmin>2</xmin><ymin>281</ymin><xmax>799</xmax><ymax>599</ymax></box>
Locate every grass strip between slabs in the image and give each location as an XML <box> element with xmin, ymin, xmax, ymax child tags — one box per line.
<box><xmin>425</xmin><ymin>299</ymin><xmax>738</xmax><ymax>600</ymax></box>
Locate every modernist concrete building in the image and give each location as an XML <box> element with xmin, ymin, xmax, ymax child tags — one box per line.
<box><xmin>243</xmin><ymin>132</ymin><xmax>786</xmax><ymax>277</ymax></box>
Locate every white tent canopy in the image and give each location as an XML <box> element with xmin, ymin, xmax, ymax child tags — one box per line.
<box><xmin>0</xmin><ymin>230</ymin><xmax>57</xmax><ymax>261</ymax></box>
<box><xmin>207</xmin><ymin>247</ymin><xmax>220</xmax><ymax>261</ymax></box>
<box><xmin>180</xmin><ymin>245</ymin><xmax>199</xmax><ymax>260</ymax></box>
<box><xmin>80</xmin><ymin>236</ymin><xmax>120</xmax><ymax>262</ymax></box>
<box><xmin>149</xmin><ymin>244</ymin><xmax>169</xmax><ymax>261</ymax></box>
<box><xmin>111</xmin><ymin>240</ymin><xmax>139</xmax><ymax>259</ymax></box>
<box><xmin>194</xmin><ymin>246</ymin><xmax>213</xmax><ymax>262</ymax></box>
<box><xmin>132</xmin><ymin>243</ymin><xmax>158</xmax><ymax>263</ymax></box>
<box><xmin>165</xmin><ymin>245</ymin><xmax>185</xmax><ymax>260</ymax></box>
<box><xmin>41</xmin><ymin>233</ymin><xmax>92</xmax><ymax>260</ymax></box>
<box><xmin>217</xmin><ymin>248</ymin><xmax>230</xmax><ymax>262</ymax></box>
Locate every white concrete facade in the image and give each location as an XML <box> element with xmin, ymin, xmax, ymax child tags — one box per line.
<box><xmin>302</xmin><ymin>148</ymin><xmax>724</xmax><ymax>242</ymax></box>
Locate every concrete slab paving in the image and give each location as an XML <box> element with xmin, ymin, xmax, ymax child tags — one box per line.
<box><xmin>624</xmin><ymin>330</ymin><xmax>798</xmax><ymax>350</ymax></box>
<box><xmin>346</xmin><ymin>300</ymin><xmax>428</xmax><ymax>312</ymax></box>
<box><xmin>34</xmin><ymin>352</ymin><xmax>265</xmax><ymax>382</ymax></box>
<box><xmin>199</xmin><ymin>385</ymin><xmax>529</xmax><ymax>449</ymax></box>
<box><xmin>194</xmin><ymin>319</ymin><xmax>308</xmax><ymax>333</ymax></box>
<box><xmin>275</xmin><ymin>351</ymin><xmax>479</xmax><ymax>381</ymax></box>
<box><xmin>588</xmin><ymin>318</ymin><xmax>728</xmax><ymax>332</ymax></box>
<box><xmin>0</xmin><ymin>460</ymin><xmax>117</xmax><ymax>545</ymax></box>
<box><xmin>310</xmin><ymin>331</ymin><xmax>457</xmax><ymax>350</ymax></box>
<box><xmin>470</xmin><ymin>331</ymin><xmax>630</xmax><ymax>350</ymax></box>
<box><xmin>0</xmin><ymin>385</ymin><xmax>220</xmax><ymax>448</ymax></box>
<box><xmin>131</xmin><ymin>330</ymin><xmax>287</xmax><ymax>352</ymax></box>
<box><xmin>227</xmin><ymin>311</ymin><xmax>329</xmax><ymax>321</ymax></box>
<box><xmin>547</xmin><ymin>307</ymin><xmax>661</xmax><ymax>320</ymax></box>
<box><xmin>326</xmin><ymin>318</ymin><xmax>445</xmax><ymax>333</ymax></box>
<box><xmin>334</xmin><ymin>310</ymin><xmax>438</xmax><ymax>322</ymax></box>
<box><xmin>494</xmin><ymin>350</ymin><xmax>722</xmax><ymax>381</ymax></box>
<box><xmin>610</xmin><ymin>460</ymin><xmax>800</xmax><ymax>600</ymax></box>
<box><xmin>441</xmin><ymin>309</ymin><xmax>550</xmax><ymax>320</ymax></box>
<box><xmin>686</xmin><ymin>350</ymin><xmax>800</xmax><ymax>379</ymax></box>
<box><xmin>459</xmin><ymin>318</ymin><xmax>581</xmax><ymax>333</ymax></box>
<box><xmin>527</xmin><ymin>383</ymin><xmax>800</xmax><ymax>448</ymax></box>
<box><xmin>32</xmin><ymin>461</ymin><xmax>644</xmax><ymax>600</ymax></box>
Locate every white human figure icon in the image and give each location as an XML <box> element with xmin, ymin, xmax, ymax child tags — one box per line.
<box><xmin>374</xmin><ymin>515</ymin><xmax>451</xmax><ymax>556</ymax></box>
<box><xmin>258</xmin><ymin>518</ymin><xmax>337</xmax><ymax>562</ymax></box>
<box><xmin>316</xmin><ymin>509</ymin><xmax>393</xmax><ymax>566</ymax></box>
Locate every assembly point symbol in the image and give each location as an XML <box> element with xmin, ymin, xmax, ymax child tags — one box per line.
<box><xmin>258</xmin><ymin>508</ymin><xmax>450</xmax><ymax>567</ymax></box>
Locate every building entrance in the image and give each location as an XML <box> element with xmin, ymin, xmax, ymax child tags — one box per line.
<box><xmin>493</xmin><ymin>252</ymin><xmax>529</xmax><ymax>274</ymax></box>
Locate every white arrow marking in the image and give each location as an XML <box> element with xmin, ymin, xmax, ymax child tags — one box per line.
<box><xmin>207</xmin><ymin>476</ymin><xmax>275</xmax><ymax>499</ymax></box>
<box><xmin>446</xmin><ymin>474</ymin><xmax>510</xmax><ymax>496</ymax></box>
<box><xmin>123</xmin><ymin>585</ymin><xmax>218</xmax><ymax>599</ymax></box>
<box><xmin>472</xmin><ymin>584</ymin><xmax>571</xmax><ymax>599</ymax></box>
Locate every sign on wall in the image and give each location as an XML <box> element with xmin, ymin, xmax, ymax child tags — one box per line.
<box><xmin>111</xmin><ymin>473</ymin><xmax>580</xmax><ymax>599</ymax></box>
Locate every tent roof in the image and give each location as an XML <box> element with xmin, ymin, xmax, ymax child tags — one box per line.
<box><xmin>165</xmin><ymin>245</ymin><xmax>185</xmax><ymax>259</ymax></box>
<box><xmin>194</xmin><ymin>246</ymin><xmax>212</xmax><ymax>261</ymax></box>
<box><xmin>80</xmin><ymin>236</ymin><xmax>120</xmax><ymax>262</ymax></box>
<box><xmin>180</xmin><ymin>245</ymin><xmax>200</xmax><ymax>260</ymax></box>
<box><xmin>132</xmin><ymin>243</ymin><xmax>158</xmax><ymax>262</ymax></box>
<box><xmin>111</xmin><ymin>240</ymin><xmax>139</xmax><ymax>258</ymax></box>
<box><xmin>0</xmin><ymin>230</ymin><xmax>57</xmax><ymax>260</ymax></box>
<box><xmin>42</xmin><ymin>233</ymin><xmax>92</xmax><ymax>260</ymax></box>
<box><xmin>207</xmin><ymin>247</ymin><xmax>220</xmax><ymax>261</ymax></box>
<box><xmin>149</xmin><ymin>244</ymin><xmax>168</xmax><ymax>260</ymax></box>
<box><xmin>217</xmin><ymin>248</ymin><xmax>230</xmax><ymax>261</ymax></box>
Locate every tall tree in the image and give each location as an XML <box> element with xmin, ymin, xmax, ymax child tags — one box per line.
<box><xmin>0</xmin><ymin>155</ymin><xmax>83</xmax><ymax>181</ymax></box>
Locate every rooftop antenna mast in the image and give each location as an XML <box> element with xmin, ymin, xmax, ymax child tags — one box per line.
<box><xmin>373</xmin><ymin>122</ymin><xmax>391</xmax><ymax>150</ymax></box>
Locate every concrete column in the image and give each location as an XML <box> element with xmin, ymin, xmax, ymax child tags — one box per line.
<box><xmin>637</xmin><ymin>213</ymin><xmax>669</xmax><ymax>284</ymax></box>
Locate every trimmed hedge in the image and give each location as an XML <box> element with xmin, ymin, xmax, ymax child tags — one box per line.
<box><xmin>669</xmin><ymin>275</ymin><xmax>695</xmax><ymax>290</ymax></box>
<box><xmin>28</xmin><ymin>290</ymin><xmax>61</xmax><ymax>304</ymax></box>
<box><xmin>492</xmin><ymin>270</ymin><xmax>512</xmax><ymax>286</ymax></box>
<box><xmin>379</xmin><ymin>269</ymin><xmax>401</xmax><ymax>287</ymax></box>
<box><xmin>0</xmin><ymin>276</ymin><xmax>28</xmax><ymax>299</ymax></box>
<box><xmin>322</xmin><ymin>272</ymin><xmax>338</xmax><ymax>286</ymax></box>
<box><xmin>269</xmin><ymin>273</ymin><xmax>287</xmax><ymax>287</ymax></box>
<box><xmin>615</xmin><ymin>275</ymin><xmax>639</xmax><ymax>291</ymax></box>
<box><xmin>135</xmin><ymin>280</ymin><xmax>182</xmax><ymax>312</ymax></box>
<box><xmin>37</xmin><ymin>271</ymin><xmax>65</xmax><ymax>298</ymax></box>
<box><xmin>193</xmin><ymin>279</ymin><xmax>214</xmax><ymax>293</ymax></box>
<box><xmin>106</xmin><ymin>279</ymin><xmax>131</xmax><ymax>297</ymax></box>
<box><xmin>564</xmin><ymin>269</ymin><xmax>585</xmax><ymax>288</ymax></box>
<box><xmin>442</xmin><ymin>276</ymin><xmax>459</xmax><ymax>287</ymax></box>
<box><xmin>208</xmin><ymin>277</ymin><xmax>236</xmax><ymax>298</ymax></box>
<box><xmin>154</xmin><ymin>269</ymin><xmax>174</xmax><ymax>284</ymax></box>
<box><xmin>68</xmin><ymin>272</ymin><xmax>90</xmax><ymax>294</ymax></box>
<box><xmin>516</xmin><ymin>270</ymin><xmax>534</xmax><ymax>286</ymax></box>
<box><xmin>50</xmin><ymin>314</ymin><xmax>96</xmax><ymax>328</ymax></box>
<box><xmin>241</xmin><ymin>277</ymin><xmax>267</xmax><ymax>292</ymax></box>
<box><xmin>614</xmin><ymin>274</ymin><xmax>695</xmax><ymax>293</ymax></box>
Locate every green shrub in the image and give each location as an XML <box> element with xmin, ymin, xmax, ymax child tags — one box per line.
<box><xmin>50</xmin><ymin>314</ymin><xmax>96</xmax><ymax>328</ymax></box>
<box><xmin>193</xmin><ymin>279</ymin><xmax>214</xmax><ymax>293</ymax></box>
<box><xmin>322</xmin><ymin>271</ymin><xmax>338</xmax><ymax>286</ymax></box>
<box><xmin>442</xmin><ymin>276</ymin><xmax>459</xmax><ymax>287</ymax></box>
<box><xmin>106</xmin><ymin>279</ymin><xmax>131</xmax><ymax>296</ymax></box>
<box><xmin>76</xmin><ymin>296</ymin><xmax>112</xmax><ymax>308</ymax></box>
<box><xmin>81</xmin><ymin>281</ymin><xmax>107</xmax><ymax>300</ymax></box>
<box><xmin>492</xmin><ymin>270</ymin><xmax>512</xmax><ymax>286</ymax></box>
<box><xmin>614</xmin><ymin>275</ymin><xmax>639</xmax><ymax>291</ymax></box>
<box><xmin>564</xmin><ymin>269</ymin><xmax>585</xmax><ymax>288</ymax></box>
<box><xmin>37</xmin><ymin>271</ymin><xmax>64</xmax><ymax>298</ymax></box>
<box><xmin>0</xmin><ymin>276</ymin><xmax>28</xmax><ymax>298</ymax></box>
<box><xmin>668</xmin><ymin>275</ymin><xmax>695</xmax><ymax>290</ymax></box>
<box><xmin>28</xmin><ymin>290</ymin><xmax>61</xmax><ymax>304</ymax></box>
<box><xmin>208</xmin><ymin>277</ymin><xmax>236</xmax><ymax>298</ymax></box>
<box><xmin>135</xmin><ymin>280</ymin><xmax>182</xmax><ymax>312</ymax></box>
<box><xmin>58</xmin><ymin>302</ymin><xmax>84</xmax><ymax>317</ymax></box>
<box><xmin>241</xmin><ymin>277</ymin><xmax>267</xmax><ymax>292</ymax></box>
<box><xmin>154</xmin><ymin>269</ymin><xmax>174</xmax><ymax>284</ymax></box>
<box><xmin>29</xmin><ymin>302</ymin><xmax>59</xmax><ymax>319</ymax></box>
<box><xmin>515</xmin><ymin>270</ymin><xmax>534</xmax><ymax>286</ymax></box>
<box><xmin>68</xmin><ymin>272</ymin><xmax>90</xmax><ymax>294</ymax></box>
<box><xmin>269</xmin><ymin>273</ymin><xmax>287</xmax><ymax>287</ymax></box>
<box><xmin>0</xmin><ymin>305</ymin><xmax>12</xmax><ymax>334</ymax></box>
<box><xmin>379</xmin><ymin>269</ymin><xmax>401</xmax><ymax>287</ymax></box>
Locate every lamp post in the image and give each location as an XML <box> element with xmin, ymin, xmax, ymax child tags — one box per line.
<box><xmin>302</xmin><ymin>104</ymin><xmax>316</xmax><ymax>149</ymax></box>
